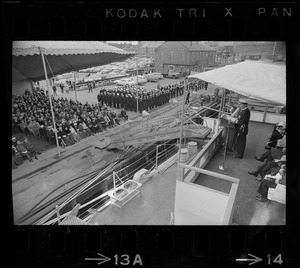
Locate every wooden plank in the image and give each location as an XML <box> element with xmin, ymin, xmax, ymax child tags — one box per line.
<box><xmin>179</xmin><ymin>163</ymin><xmax>240</xmax><ymax>184</ymax></box>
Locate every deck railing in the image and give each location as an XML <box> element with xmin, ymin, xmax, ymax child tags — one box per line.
<box><xmin>175</xmin><ymin>124</ymin><xmax>240</xmax><ymax>225</ymax></box>
<box><xmin>181</xmin><ymin>127</ymin><xmax>223</xmax><ymax>183</ymax></box>
<box><xmin>37</xmin><ymin>140</ymin><xmax>179</xmax><ymax>225</ymax></box>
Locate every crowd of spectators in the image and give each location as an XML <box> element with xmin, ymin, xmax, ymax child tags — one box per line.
<box><xmin>12</xmin><ymin>89</ymin><xmax>129</xmax><ymax>165</ymax></box>
<box><xmin>12</xmin><ymin>78</ymin><xmax>209</xmax><ymax>169</ymax></box>
<box><xmin>247</xmin><ymin>122</ymin><xmax>287</xmax><ymax>202</ymax></box>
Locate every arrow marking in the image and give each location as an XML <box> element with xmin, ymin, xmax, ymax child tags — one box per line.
<box><xmin>85</xmin><ymin>253</ymin><xmax>111</xmax><ymax>265</ymax></box>
<box><xmin>236</xmin><ymin>253</ymin><xmax>262</xmax><ymax>265</ymax></box>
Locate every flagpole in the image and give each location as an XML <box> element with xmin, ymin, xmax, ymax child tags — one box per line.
<box><xmin>40</xmin><ymin>49</ymin><xmax>61</xmax><ymax>156</ymax></box>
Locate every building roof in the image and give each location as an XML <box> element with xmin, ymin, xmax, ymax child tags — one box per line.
<box><xmin>235</xmin><ymin>42</ymin><xmax>285</xmax><ymax>55</ymax></box>
<box><xmin>140</xmin><ymin>41</ymin><xmax>165</xmax><ymax>49</ymax></box>
<box><xmin>153</xmin><ymin>41</ymin><xmax>216</xmax><ymax>52</ymax></box>
<box><xmin>180</xmin><ymin>42</ymin><xmax>216</xmax><ymax>51</ymax></box>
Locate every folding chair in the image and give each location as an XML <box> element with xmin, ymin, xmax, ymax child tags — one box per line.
<box><xmin>267</xmin><ymin>184</ymin><xmax>286</xmax><ymax>206</ymax></box>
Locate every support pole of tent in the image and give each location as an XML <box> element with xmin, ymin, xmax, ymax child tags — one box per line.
<box><xmin>73</xmin><ymin>72</ymin><xmax>78</xmax><ymax>102</ymax></box>
<box><xmin>178</xmin><ymin>78</ymin><xmax>187</xmax><ymax>167</ymax></box>
<box><xmin>40</xmin><ymin>50</ymin><xmax>61</xmax><ymax>157</ymax></box>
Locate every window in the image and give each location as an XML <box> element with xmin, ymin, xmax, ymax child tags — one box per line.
<box><xmin>170</xmin><ymin>52</ymin><xmax>174</xmax><ymax>62</ymax></box>
<box><xmin>181</xmin><ymin>52</ymin><xmax>186</xmax><ymax>62</ymax></box>
<box><xmin>160</xmin><ymin>52</ymin><xmax>164</xmax><ymax>60</ymax></box>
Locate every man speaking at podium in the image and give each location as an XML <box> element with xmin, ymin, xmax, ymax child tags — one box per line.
<box><xmin>229</xmin><ymin>99</ymin><xmax>251</xmax><ymax>159</ymax></box>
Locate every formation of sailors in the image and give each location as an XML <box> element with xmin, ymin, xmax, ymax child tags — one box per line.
<box><xmin>97</xmin><ymin>82</ymin><xmax>186</xmax><ymax>113</ymax></box>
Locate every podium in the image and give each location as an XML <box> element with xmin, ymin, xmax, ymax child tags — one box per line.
<box><xmin>220</xmin><ymin>117</ymin><xmax>236</xmax><ymax>151</ymax></box>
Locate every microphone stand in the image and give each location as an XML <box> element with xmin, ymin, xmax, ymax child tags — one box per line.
<box><xmin>219</xmin><ymin>120</ymin><xmax>230</xmax><ymax>171</ymax></box>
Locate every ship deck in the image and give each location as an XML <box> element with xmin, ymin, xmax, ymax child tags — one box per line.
<box><xmin>12</xmin><ymin>85</ymin><xmax>285</xmax><ymax>225</ymax></box>
<box><xmin>90</xmin><ymin>120</ymin><xmax>285</xmax><ymax>225</ymax></box>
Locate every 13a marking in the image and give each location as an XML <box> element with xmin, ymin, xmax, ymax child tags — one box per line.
<box><xmin>267</xmin><ymin>254</ymin><xmax>283</xmax><ymax>265</ymax></box>
<box><xmin>114</xmin><ymin>254</ymin><xmax>143</xmax><ymax>266</ymax></box>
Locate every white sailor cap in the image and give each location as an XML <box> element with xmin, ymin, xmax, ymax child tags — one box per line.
<box><xmin>239</xmin><ymin>98</ymin><xmax>248</xmax><ymax>104</ymax></box>
<box><xmin>277</xmin><ymin>121</ymin><xmax>286</xmax><ymax>127</ymax></box>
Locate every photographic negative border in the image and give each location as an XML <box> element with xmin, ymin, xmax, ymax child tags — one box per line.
<box><xmin>5</xmin><ymin>1</ymin><xmax>300</xmax><ymax>267</ymax></box>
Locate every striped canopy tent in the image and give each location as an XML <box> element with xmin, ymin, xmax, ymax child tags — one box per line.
<box><xmin>12</xmin><ymin>41</ymin><xmax>135</xmax><ymax>157</ymax></box>
<box><xmin>13</xmin><ymin>41</ymin><xmax>135</xmax><ymax>81</ymax></box>
<box><xmin>188</xmin><ymin>60</ymin><xmax>286</xmax><ymax>105</ymax></box>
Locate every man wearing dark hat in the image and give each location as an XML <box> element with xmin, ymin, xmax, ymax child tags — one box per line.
<box><xmin>230</xmin><ymin>98</ymin><xmax>251</xmax><ymax>158</ymax></box>
<box><xmin>265</xmin><ymin>121</ymin><xmax>286</xmax><ymax>149</ymax></box>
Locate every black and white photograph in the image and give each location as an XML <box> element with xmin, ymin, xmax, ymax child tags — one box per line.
<box><xmin>12</xmin><ymin>41</ymin><xmax>286</xmax><ymax>226</ymax></box>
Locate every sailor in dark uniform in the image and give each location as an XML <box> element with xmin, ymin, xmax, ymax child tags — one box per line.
<box><xmin>231</xmin><ymin>98</ymin><xmax>251</xmax><ymax>158</ymax></box>
<box><xmin>97</xmin><ymin>91</ymin><xmax>101</xmax><ymax>105</ymax></box>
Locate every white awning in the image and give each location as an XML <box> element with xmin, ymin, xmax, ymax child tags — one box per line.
<box><xmin>188</xmin><ymin>61</ymin><xmax>286</xmax><ymax>105</ymax></box>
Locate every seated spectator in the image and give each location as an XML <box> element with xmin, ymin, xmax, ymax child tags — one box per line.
<box><xmin>86</xmin><ymin>118</ymin><xmax>95</xmax><ymax>136</ymax></box>
<box><xmin>76</xmin><ymin>122</ymin><xmax>87</xmax><ymax>139</ymax></box>
<box><xmin>12</xmin><ymin>116</ymin><xmax>20</xmax><ymax>134</ymax></box>
<box><xmin>16</xmin><ymin>140</ymin><xmax>33</xmax><ymax>162</ymax></box>
<box><xmin>27</xmin><ymin>119</ymin><xmax>41</xmax><ymax>137</ymax></box>
<box><xmin>120</xmin><ymin>108</ymin><xmax>128</xmax><ymax>121</ymax></box>
<box><xmin>81</xmin><ymin>121</ymin><xmax>92</xmax><ymax>136</ymax></box>
<box><xmin>255</xmin><ymin>165</ymin><xmax>286</xmax><ymax>202</ymax></box>
<box><xmin>63</xmin><ymin>125</ymin><xmax>76</xmax><ymax>145</ymax></box>
<box><xmin>69</xmin><ymin>125</ymin><xmax>81</xmax><ymax>142</ymax></box>
<box><xmin>248</xmin><ymin>155</ymin><xmax>286</xmax><ymax>179</ymax></box>
<box><xmin>276</xmin><ymin>133</ymin><xmax>286</xmax><ymax>149</ymax></box>
<box><xmin>91</xmin><ymin>117</ymin><xmax>99</xmax><ymax>134</ymax></box>
<box><xmin>12</xmin><ymin>137</ymin><xmax>24</xmax><ymax>167</ymax></box>
<box><xmin>56</xmin><ymin>126</ymin><xmax>67</xmax><ymax>148</ymax></box>
<box><xmin>105</xmin><ymin>111</ymin><xmax>114</xmax><ymax>128</ymax></box>
<box><xmin>254</xmin><ymin>146</ymin><xmax>286</xmax><ymax>163</ymax></box>
<box><xmin>98</xmin><ymin>115</ymin><xmax>107</xmax><ymax>131</ymax></box>
<box><xmin>22</xmin><ymin>137</ymin><xmax>41</xmax><ymax>159</ymax></box>
<box><xmin>110</xmin><ymin>110</ymin><xmax>120</xmax><ymax>125</ymax></box>
<box><xmin>97</xmin><ymin>118</ymin><xmax>104</xmax><ymax>132</ymax></box>
<box><xmin>265</xmin><ymin>121</ymin><xmax>286</xmax><ymax>149</ymax></box>
<box><xmin>18</xmin><ymin>120</ymin><xmax>30</xmax><ymax>136</ymax></box>
<box><xmin>46</xmin><ymin>126</ymin><xmax>56</xmax><ymax>145</ymax></box>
